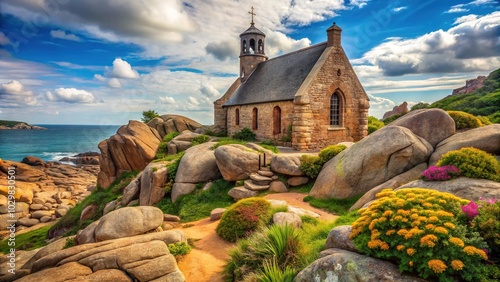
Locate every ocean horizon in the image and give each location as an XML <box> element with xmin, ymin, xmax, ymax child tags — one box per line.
<box><xmin>0</xmin><ymin>124</ymin><xmax>121</xmax><ymax>163</ymax></box>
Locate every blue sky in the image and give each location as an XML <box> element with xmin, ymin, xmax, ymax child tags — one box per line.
<box><xmin>0</xmin><ymin>0</ymin><xmax>499</xmax><ymax>125</ymax></box>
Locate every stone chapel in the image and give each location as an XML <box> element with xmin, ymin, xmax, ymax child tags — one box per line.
<box><xmin>214</xmin><ymin>13</ymin><xmax>370</xmax><ymax>151</ymax></box>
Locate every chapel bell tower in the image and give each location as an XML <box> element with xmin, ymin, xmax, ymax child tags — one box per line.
<box><xmin>239</xmin><ymin>6</ymin><xmax>267</xmax><ymax>82</ymax></box>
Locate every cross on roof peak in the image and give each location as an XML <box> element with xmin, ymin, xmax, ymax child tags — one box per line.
<box><xmin>249</xmin><ymin>6</ymin><xmax>256</xmax><ymax>25</ymax></box>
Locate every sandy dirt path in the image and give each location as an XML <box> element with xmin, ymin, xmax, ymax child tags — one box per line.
<box><xmin>176</xmin><ymin>192</ymin><xmax>337</xmax><ymax>282</ymax></box>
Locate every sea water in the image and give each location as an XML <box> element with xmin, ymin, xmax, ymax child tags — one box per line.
<box><xmin>0</xmin><ymin>124</ymin><xmax>120</xmax><ymax>162</ymax></box>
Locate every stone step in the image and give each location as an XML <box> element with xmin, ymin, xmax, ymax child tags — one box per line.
<box><xmin>250</xmin><ymin>173</ymin><xmax>273</xmax><ymax>186</ymax></box>
<box><xmin>228</xmin><ymin>186</ymin><xmax>258</xmax><ymax>200</ymax></box>
<box><xmin>244</xmin><ymin>180</ymin><xmax>269</xmax><ymax>191</ymax></box>
<box><xmin>258</xmin><ymin>170</ymin><xmax>274</xmax><ymax>177</ymax></box>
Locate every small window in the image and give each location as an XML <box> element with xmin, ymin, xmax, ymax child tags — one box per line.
<box><xmin>273</xmin><ymin>106</ymin><xmax>281</xmax><ymax>134</ymax></box>
<box><xmin>330</xmin><ymin>93</ymin><xmax>340</xmax><ymax>126</ymax></box>
<box><xmin>235</xmin><ymin>108</ymin><xmax>240</xmax><ymax>125</ymax></box>
<box><xmin>242</xmin><ymin>40</ymin><xmax>247</xmax><ymax>53</ymax></box>
<box><xmin>252</xmin><ymin>107</ymin><xmax>258</xmax><ymax>130</ymax></box>
<box><xmin>250</xmin><ymin>38</ymin><xmax>256</xmax><ymax>53</ymax></box>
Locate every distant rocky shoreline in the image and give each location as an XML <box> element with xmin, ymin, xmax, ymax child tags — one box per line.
<box><xmin>0</xmin><ymin>122</ymin><xmax>47</xmax><ymax>130</ymax></box>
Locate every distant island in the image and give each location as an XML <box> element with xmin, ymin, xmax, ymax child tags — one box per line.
<box><xmin>0</xmin><ymin>120</ymin><xmax>47</xmax><ymax>130</ymax></box>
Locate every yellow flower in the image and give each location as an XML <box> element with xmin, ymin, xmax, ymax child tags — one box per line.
<box><xmin>451</xmin><ymin>260</ymin><xmax>464</xmax><ymax>271</ymax></box>
<box><xmin>369</xmin><ymin>219</ymin><xmax>378</xmax><ymax>230</ymax></box>
<box><xmin>438</xmin><ymin>199</ymin><xmax>446</xmax><ymax>204</ymax></box>
<box><xmin>428</xmin><ymin>259</ymin><xmax>447</xmax><ymax>273</ymax></box>
<box><xmin>425</xmin><ymin>224</ymin><xmax>435</xmax><ymax>230</ymax></box>
<box><xmin>382</xmin><ymin>210</ymin><xmax>393</xmax><ymax>217</ymax></box>
<box><xmin>394</xmin><ymin>215</ymin><xmax>404</xmax><ymax>221</ymax></box>
<box><xmin>429</xmin><ymin>216</ymin><xmax>439</xmax><ymax>223</ymax></box>
<box><xmin>397</xmin><ymin>245</ymin><xmax>405</xmax><ymax>251</ymax></box>
<box><xmin>423</xmin><ymin>202</ymin><xmax>433</xmax><ymax>208</ymax></box>
<box><xmin>444</xmin><ymin>222</ymin><xmax>456</xmax><ymax>230</ymax></box>
<box><xmin>411</xmin><ymin>220</ymin><xmax>421</xmax><ymax>227</ymax></box>
<box><xmin>420</xmin><ymin>234</ymin><xmax>438</xmax><ymax>248</ymax></box>
<box><xmin>378</xmin><ymin>217</ymin><xmax>387</xmax><ymax>223</ymax></box>
<box><xmin>376</xmin><ymin>190</ymin><xmax>394</xmax><ymax>198</ymax></box>
<box><xmin>406</xmin><ymin>248</ymin><xmax>416</xmax><ymax>256</ymax></box>
<box><xmin>371</xmin><ymin>230</ymin><xmax>381</xmax><ymax>240</ymax></box>
<box><xmin>449</xmin><ymin>237</ymin><xmax>465</xmax><ymax>247</ymax></box>
<box><xmin>367</xmin><ymin>239</ymin><xmax>381</xmax><ymax>249</ymax></box>
<box><xmin>463</xmin><ymin>246</ymin><xmax>488</xmax><ymax>260</ymax></box>
<box><xmin>434</xmin><ymin>226</ymin><xmax>449</xmax><ymax>235</ymax></box>
<box><xmin>436</xmin><ymin>210</ymin><xmax>454</xmax><ymax>218</ymax></box>
<box><xmin>418</xmin><ymin>216</ymin><xmax>428</xmax><ymax>222</ymax></box>
<box><xmin>397</xmin><ymin>229</ymin><xmax>408</xmax><ymax>236</ymax></box>
<box><xmin>381</xmin><ymin>243</ymin><xmax>389</xmax><ymax>250</ymax></box>
<box><xmin>409</xmin><ymin>261</ymin><xmax>414</xmax><ymax>267</ymax></box>
<box><xmin>396</xmin><ymin>199</ymin><xmax>405</xmax><ymax>206</ymax></box>
<box><xmin>410</xmin><ymin>213</ymin><xmax>419</xmax><ymax>220</ymax></box>
<box><xmin>386</xmin><ymin>230</ymin><xmax>396</xmax><ymax>236</ymax></box>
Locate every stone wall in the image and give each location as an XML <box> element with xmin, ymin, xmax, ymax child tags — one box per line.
<box><xmin>214</xmin><ymin>79</ymin><xmax>240</xmax><ymax>133</ymax></box>
<box><xmin>292</xmin><ymin>46</ymin><xmax>369</xmax><ymax>150</ymax></box>
<box><xmin>226</xmin><ymin>101</ymin><xmax>294</xmax><ymax>141</ymax></box>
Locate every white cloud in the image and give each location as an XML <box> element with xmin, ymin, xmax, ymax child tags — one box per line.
<box><xmin>0</xmin><ymin>32</ymin><xmax>12</xmax><ymax>45</ymax></box>
<box><xmin>446</xmin><ymin>7</ymin><xmax>469</xmax><ymax>13</ymax></box>
<box><xmin>159</xmin><ymin>96</ymin><xmax>176</xmax><ymax>104</ymax></box>
<box><xmin>0</xmin><ymin>80</ymin><xmax>38</xmax><ymax>106</ymax></box>
<box><xmin>50</xmin><ymin>30</ymin><xmax>82</xmax><ymax>41</ymax></box>
<box><xmin>46</xmin><ymin>88</ymin><xmax>98</xmax><ymax>103</ymax></box>
<box><xmin>107</xmin><ymin>78</ymin><xmax>122</xmax><ymax>88</ymax></box>
<box><xmin>108</xmin><ymin>58</ymin><xmax>139</xmax><ymax>79</ymax></box>
<box><xmin>94</xmin><ymin>74</ymin><xmax>106</xmax><ymax>82</ymax></box>
<box><xmin>454</xmin><ymin>14</ymin><xmax>478</xmax><ymax>24</ymax></box>
<box><xmin>350</xmin><ymin>0</ymin><xmax>370</xmax><ymax>8</ymax></box>
<box><xmin>199</xmin><ymin>83</ymin><xmax>220</xmax><ymax>98</ymax></box>
<box><xmin>393</xmin><ymin>6</ymin><xmax>407</xmax><ymax>12</ymax></box>
<box><xmin>355</xmin><ymin>12</ymin><xmax>500</xmax><ymax>76</ymax></box>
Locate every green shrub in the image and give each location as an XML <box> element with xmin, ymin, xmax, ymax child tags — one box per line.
<box><xmin>63</xmin><ymin>237</ymin><xmax>75</xmax><ymax>249</ymax></box>
<box><xmin>477</xmin><ymin>116</ymin><xmax>492</xmax><ymax>125</ymax></box>
<box><xmin>350</xmin><ymin>188</ymin><xmax>490</xmax><ymax>282</ymax></box>
<box><xmin>168</xmin><ymin>242</ymin><xmax>192</xmax><ymax>258</ymax></box>
<box><xmin>368</xmin><ymin>116</ymin><xmax>384</xmax><ymax>134</ymax></box>
<box><xmin>471</xmin><ymin>199</ymin><xmax>500</xmax><ymax>261</ymax></box>
<box><xmin>257</xmin><ymin>258</ymin><xmax>296</xmax><ymax>282</ymax></box>
<box><xmin>224</xmin><ymin>224</ymin><xmax>302</xmax><ymax>281</ymax></box>
<box><xmin>447</xmin><ymin>111</ymin><xmax>482</xmax><ymax>130</ymax></box>
<box><xmin>299</xmin><ymin>155</ymin><xmax>322</xmax><ymax>179</ymax></box>
<box><xmin>300</xmin><ymin>144</ymin><xmax>346</xmax><ymax>179</ymax></box>
<box><xmin>318</xmin><ymin>144</ymin><xmax>346</xmax><ymax>163</ymax></box>
<box><xmin>437</xmin><ymin>147</ymin><xmax>500</xmax><ymax>182</ymax></box>
<box><xmin>233</xmin><ymin>127</ymin><xmax>256</xmax><ymax>141</ymax></box>
<box><xmin>411</xmin><ymin>102</ymin><xmax>430</xmax><ymax>111</ymax></box>
<box><xmin>163</xmin><ymin>131</ymin><xmax>180</xmax><ymax>142</ymax></box>
<box><xmin>156</xmin><ymin>141</ymin><xmax>168</xmax><ymax>159</ymax></box>
<box><xmin>191</xmin><ymin>134</ymin><xmax>210</xmax><ymax>145</ymax></box>
<box><xmin>216</xmin><ymin>197</ymin><xmax>272</xmax><ymax>242</ymax></box>
<box><xmin>281</xmin><ymin>124</ymin><xmax>292</xmax><ymax>142</ymax></box>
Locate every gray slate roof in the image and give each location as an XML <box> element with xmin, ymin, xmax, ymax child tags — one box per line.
<box><xmin>224</xmin><ymin>42</ymin><xmax>327</xmax><ymax>107</ymax></box>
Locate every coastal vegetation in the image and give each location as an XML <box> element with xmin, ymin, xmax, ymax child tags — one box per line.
<box><xmin>0</xmin><ymin>120</ymin><xmax>24</xmax><ymax>127</ymax></box>
<box><xmin>141</xmin><ymin>109</ymin><xmax>159</xmax><ymax>123</ymax></box>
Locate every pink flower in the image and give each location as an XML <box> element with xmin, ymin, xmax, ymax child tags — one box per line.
<box><xmin>462</xmin><ymin>201</ymin><xmax>479</xmax><ymax>219</ymax></box>
<box><xmin>421</xmin><ymin>165</ymin><xmax>460</xmax><ymax>181</ymax></box>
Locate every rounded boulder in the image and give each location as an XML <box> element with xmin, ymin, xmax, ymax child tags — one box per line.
<box><xmin>94</xmin><ymin>206</ymin><xmax>164</xmax><ymax>242</ymax></box>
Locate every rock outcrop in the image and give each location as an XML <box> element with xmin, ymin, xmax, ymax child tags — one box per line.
<box><xmin>382</xmin><ymin>101</ymin><xmax>408</xmax><ymax>120</ymax></box>
<box><xmin>396</xmin><ymin>177</ymin><xmax>500</xmax><ymax>201</ymax></box>
<box><xmin>0</xmin><ymin>160</ymin><xmax>97</xmax><ymax>231</ymax></box>
<box><xmin>296</xmin><ymin>248</ymin><xmax>426</xmax><ymax>282</ymax></box>
<box><xmin>214</xmin><ymin>144</ymin><xmax>260</xmax><ymax>181</ymax></box>
<box><xmin>14</xmin><ymin>230</ymin><xmax>186</xmax><ymax>282</ymax></box>
<box><xmin>310</xmin><ymin>126</ymin><xmax>433</xmax><ymax>199</ymax></box>
<box><xmin>388</xmin><ymin>108</ymin><xmax>455</xmax><ymax>148</ymax></box>
<box><xmin>429</xmin><ymin>124</ymin><xmax>500</xmax><ymax>165</ymax></box>
<box><xmin>175</xmin><ymin>142</ymin><xmax>221</xmax><ymax>184</ymax></box>
<box><xmin>97</xmin><ymin>120</ymin><xmax>161</xmax><ymax>188</ymax></box>
<box><xmin>59</xmin><ymin>152</ymin><xmax>100</xmax><ymax>165</ymax></box>
<box><xmin>147</xmin><ymin>114</ymin><xmax>201</xmax><ymax>140</ymax></box>
<box><xmin>452</xmin><ymin>75</ymin><xmax>486</xmax><ymax>95</ymax></box>
<box><xmin>0</xmin><ymin>122</ymin><xmax>47</xmax><ymax>130</ymax></box>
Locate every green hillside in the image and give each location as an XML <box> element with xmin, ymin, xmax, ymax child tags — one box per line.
<box><xmin>0</xmin><ymin>120</ymin><xmax>24</xmax><ymax>127</ymax></box>
<box><xmin>430</xmin><ymin>68</ymin><xmax>500</xmax><ymax>122</ymax></box>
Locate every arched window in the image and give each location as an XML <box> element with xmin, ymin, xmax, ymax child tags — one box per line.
<box><xmin>273</xmin><ymin>106</ymin><xmax>281</xmax><ymax>134</ymax></box>
<box><xmin>258</xmin><ymin>39</ymin><xmax>263</xmax><ymax>53</ymax></box>
<box><xmin>249</xmin><ymin>38</ymin><xmax>256</xmax><ymax>53</ymax></box>
<box><xmin>235</xmin><ymin>108</ymin><xmax>240</xmax><ymax>125</ymax></box>
<box><xmin>242</xmin><ymin>40</ymin><xmax>247</xmax><ymax>53</ymax></box>
<box><xmin>252</xmin><ymin>107</ymin><xmax>258</xmax><ymax>130</ymax></box>
<box><xmin>330</xmin><ymin>92</ymin><xmax>341</xmax><ymax>126</ymax></box>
